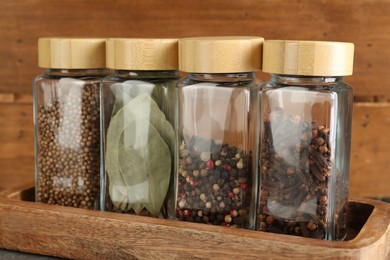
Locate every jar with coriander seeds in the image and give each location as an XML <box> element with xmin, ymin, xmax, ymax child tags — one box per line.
<box><xmin>176</xmin><ymin>36</ymin><xmax>264</xmax><ymax>229</ymax></box>
<box><xmin>256</xmin><ymin>40</ymin><xmax>354</xmax><ymax>240</ymax></box>
<box><xmin>34</xmin><ymin>38</ymin><xmax>108</xmax><ymax>209</ymax></box>
<box><xmin>101</xmin><ymin>38</ymin><xmax>179</xmax><ymax>218</ymax></box>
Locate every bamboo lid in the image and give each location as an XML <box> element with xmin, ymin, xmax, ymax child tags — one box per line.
<box><xmin>106</xmin><ymin>38</ymin><xmax>178</xmax><ymax>70</ymax></box>
<box><xmin>38</xmin><ymin>38</ymin><xmax>106</xmax><ymax>69</ymax></box>
<box><xmin>262</xmin><ymin>40</ymin><xmax>354</xmax><ymax>76</ymax></box>
<box><xmin>179</xmin><ymin>36</ymin><xmax>264</xmax><ymax>73</ymax></box>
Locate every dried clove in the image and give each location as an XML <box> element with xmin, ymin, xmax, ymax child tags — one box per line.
<box><xmin>257</xmin><ymin>114</ymin><xmax>346</xmax><ymax>239</ymax></box>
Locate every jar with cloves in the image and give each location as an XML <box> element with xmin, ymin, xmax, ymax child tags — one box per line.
<box><xmin>34</xmin><ymin>38</ymin><xmax>108</xmax><ymax>209</ymax></box>
<box><xmin>101</xmin><ymin>38</ymin><xmax>179</xmax><ymax>218</ymax></box>
<box><xmin>256</xmin><ymin>40</ymin><xmax>354</xmax><ymax>240</ymax></box>
<box><xmin>176</xmin><ymin>36</ymin><xmax>264</xmax><ymax>229</ymax></box>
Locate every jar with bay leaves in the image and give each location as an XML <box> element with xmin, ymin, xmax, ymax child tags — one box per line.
<box><xmin>34</xmin><ymin>38</ymin><xmax>108</xmax><ymax>209</ymax></box>
<box><xmin>101</xmin><ymin>38</ymin><xmax>179</xmax><ymax>218</ymax></box>
<box><xmin>257</xmin><ymin>40</ymin><xmax>354</xmax><ymax>240</ymax></box>
<box><xmin>176</xmin><ymin>37</ymin><xmax>264</xmax><ymax>229</ymax></box>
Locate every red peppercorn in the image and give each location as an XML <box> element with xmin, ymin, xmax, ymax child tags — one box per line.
<box><xmin>183</xmin><ymin>209</ymin><xmax>190</xmax><ymax>217</ymax></box>
<box><xmin>206</xmin><ymin>159</ymin><xmax>214</xmax><ymax>169</ymax></box>
<box><xmin>230</xmin><ymin>209</ymin><xmax>238</xmax><ymax>217</ymax></box>
<box><xmin>190</xmin><ymin>180</ymin><xmax>199</xmax><ymax>186</ymax></box>
<box><xmin>228</xmin><ymin>192</ymin><xmax>234</xmax><ymax>198</ymax></box>
<box><xmin>240</xmin><ymin>183</ymin><xmax>248</xmax><ymax>190</ymax></box>
<box><xmin>224</xmin><ymin>164</ymin><xmax>232</xmax><ymax>171</ymax></box>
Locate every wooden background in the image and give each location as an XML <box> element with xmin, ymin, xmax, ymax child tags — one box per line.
<box><xmin>0</xmin><ymin>0</ymin><xmax>389</xmax><ymax>198</ymax></box>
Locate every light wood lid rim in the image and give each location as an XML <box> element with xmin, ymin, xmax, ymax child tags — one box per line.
<box><xmin>179</xmin><ymin>36</ymin><xmax>264</xmax><ymax>73</ymax></box>
<box><xmin>262</xmin><ymin>40</ymin><xmax>354</xmax><ymax>76</ymax></box>
<box><xmin>106</xmin><ymin>38</ymin><xmax>178</xmax><ymax>70</ymax></box>
<box><xmin>38</xmin><ymin>38</ymin><xmax>106</xmax><ymax>69</ymax></box>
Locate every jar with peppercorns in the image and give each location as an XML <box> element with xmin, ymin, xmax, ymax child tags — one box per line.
<box><xmin>256</xmin><ymin>40</ymin><xmax>354</xmax><ymax>240</ymax></box>
<box><xmin>176</xmin><ymin>36</ymin><xmax>264</xmax><ymax>229</ymax></box>
<box><xmin>33</xmin><ymin>38</ymin><xmax>109</xmax><ymax>209</ymax></box>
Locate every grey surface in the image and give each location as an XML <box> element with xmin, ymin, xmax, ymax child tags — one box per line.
<box><xmin>0</xmin><ymin>249</ymin><xmax>64</xmax><ymax>259</ymax></box>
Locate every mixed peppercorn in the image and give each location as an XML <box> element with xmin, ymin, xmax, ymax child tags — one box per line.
<box><xmin>177</xmin><ymin>136</ymin><xmax>252</xmax><ymax>228</ymax></box>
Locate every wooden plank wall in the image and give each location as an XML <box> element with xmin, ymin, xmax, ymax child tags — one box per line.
<box><xmin>0</xmin><ymin>0</ymin><xmax>389</xmax><ymax>197</ymax></box>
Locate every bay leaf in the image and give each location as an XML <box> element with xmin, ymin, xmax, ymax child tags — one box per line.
<box><xmin>111</xmin><ymin>81</ymin><xmax>155</xmax><ymax>117</ymax></box>
<box><xmin>126</xmin><ymin>93</ymin><xmax>174</xmax><ymax>151</ymax></box>
<box><xmin>105</xmin><ymin>93</ymin><xmax>173</xmax><ymax>214</ymax></box>
<box><xmin>108</xmin><ymin>181</ymin><xmax>132</xmax><ymax>211</ymax></box>
<box><xmin>117</xmin><ymin>118</ymin><xmax>171</xmax><ymax>215</ymax></box>
<box><xmin>132</xmin><ymin>204</ymin><xmax>144</xmax><ymax>215</ymax></box>
<box><xmin>107</xmin><ymin>92</ymin><xmax>174</xmax><ymax>161</ymax></box>
<box><xmin>106</xmin><ymin>102</ymin><xmax>130</xmax><ymax>211</ymax></box>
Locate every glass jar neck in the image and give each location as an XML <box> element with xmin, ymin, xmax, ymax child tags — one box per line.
<box><xmin>271</xmin><ymin>74</ymin><xmax>343</xmax><ymax>86</ymax></box>
<box><xmin>187</xmin><ymin>72</ymin><xmax>255</xmax><ymax>82</ymax></box>
<box><xmin>114</xmin><ymin>70</ymin><xmax>179</xmax><ymax>79</ymax></box>
<box><xmin>44</xmin><ymin>68</ymin><xmax>109</xmax><ymax>77</ymax></box>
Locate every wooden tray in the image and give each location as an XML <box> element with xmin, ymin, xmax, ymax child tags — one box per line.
<box><xmin>0</xmin><ymin>185</ymin><xmax>389</xmax><ymax>260</ymax></box>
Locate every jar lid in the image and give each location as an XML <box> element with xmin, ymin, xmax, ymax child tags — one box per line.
<box><xmin>179</xmin><ymin>36</ymin><xmax>264</xmax><ymax>73</ymax></box>
<box><xmin>38</xmin><ymin>38</ymin><xmax>106</xmax><ymax>69</ymax></box>
<box><xmin>106</xmin><ymin>38</ymin><xmax>178</xmax><ymax>70</ymax></box>
<box><xmin>262</xmin><ymin>40</ymin><xmax>354</xmax><ymax>76</ymax></box>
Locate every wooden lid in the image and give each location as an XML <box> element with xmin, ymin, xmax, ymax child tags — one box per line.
<box><xmin>38</xmin><ymin>38</ymin><xmax>106</xmax><ymax>69</ymax></box>
<box><xmin>179</xmin><ymin>36</ymin><xmax>264</xmax><ymax>73</ymax></box>
<box><xmin>106</xmin><ymin>38</ymin><xmax>178</xmax><ymax>70</ymax></box>
<box><xmin>262</xmin><ymin>40</ymin><xmax>354</xmax><ymax>76</ymax></box>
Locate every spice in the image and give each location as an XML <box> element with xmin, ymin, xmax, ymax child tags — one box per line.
<box><xmin>36</xmin><ymin>80</ymin><xmax>101</xmax><ymax>209</ymax></box>
<box><xmin>257</xmin><ymin>40</ymin><xmax>354</xmax><ymax>240</ymax></box>
<box><xmin>257</xmin><ymin>113</ymin><xmax>341</xmax><ymax>238</ymax></box>
<box><xmin>176</xmin><ymin>136</ymin><xmax>252</xmax><ymax>227</ymax></box>
<box><xmin>177</xmin><ymin>36</ymin><xmax>263</xmax><ymax>229</ymax></box>
<box><xmin>34</xmin><ymin>38</ymin><xmax>107</xmax><ymax>209</ymax></box>
<box><xmin>105</xmin><ymin>93</ymin><xmax>174</xmax><ymax>216</ymax></box>
<box><xmin>102</xmin><ymin>38</ymin><xmax>179</xmax><ymax>218</ymax></box>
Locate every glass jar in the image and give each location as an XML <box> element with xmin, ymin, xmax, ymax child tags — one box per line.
<box><xmin>256</xmin><ymin>40</ymin><xmax>354</xmax><ymax>240</ymax></box>
<box><xmin>101</xmin><ymin>38</ymin><xmax>179</xmax><ymax>218</ymax></box>
<box><xmin>34</xmin><ymin>38</ymin><xmax>108</xmax><ymax>209</ymax></box>
<box><xmin>176</xmin><ymin>37</ymin><xmax>264</xmax><ymax>229</ymax></box>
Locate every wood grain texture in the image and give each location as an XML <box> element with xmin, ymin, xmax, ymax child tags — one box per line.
<box><xmin>351</xmin><ymin>103</ymin><xmax>390</xmax><ymax>198</ymax></box>
<box><xmin>0</xmin><ymin>196</ymin><xmax>388</xmax><ymax>260</ymax></box>
<box><xmin>1</xmin><ymin>102</ymin><xmax>389</xmax><ymax>198</ymax></box>
<box><xmin>0</xmin><ymin>0</ymin><xmax>389</xmax><ymax>97</ymax></box>
<box><xmin>0</xmin><ymin>104</ymin><xmax>34</xmax><ymax>194</ymax></box>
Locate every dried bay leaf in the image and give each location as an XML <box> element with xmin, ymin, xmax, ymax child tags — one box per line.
<box><xmin>108</xmin><ymin>181</ymin><xmax>132</xmax><ymax>211</ymax></box>
<box><xmin>122</xmin><ymin>93</ymin><xmax>174</xmax><ymax>151</ymax></box>
<box><xmin>132</xmin><ymin>203</ymin><xmax>144</xmax><ymax>215</ymax></box>
<box><xmin>118</xmin><ymin>118</ymin><xmax>171</xmax><ymax>215</ymax></box>
<box><xmin>111</xmin><ymin>81</ymin><xmax>155</xmax><ymax>117</ymax></box>
<box><xmin>106</xmin><ymin>93</ymin><xmax>173</xmax><ymax>215</ymax></box>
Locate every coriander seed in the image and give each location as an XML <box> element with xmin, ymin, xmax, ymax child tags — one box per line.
<box><xmin>34</xmin><ymin>38</ymin><xmax>108</xmax><ymax>210</ymax></box>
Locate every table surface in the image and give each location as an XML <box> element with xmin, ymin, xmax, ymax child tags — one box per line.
<box><xmin>0</xmin><ymin>249</ymin><xmax>63</xmax><ymax>259</ymax></box>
